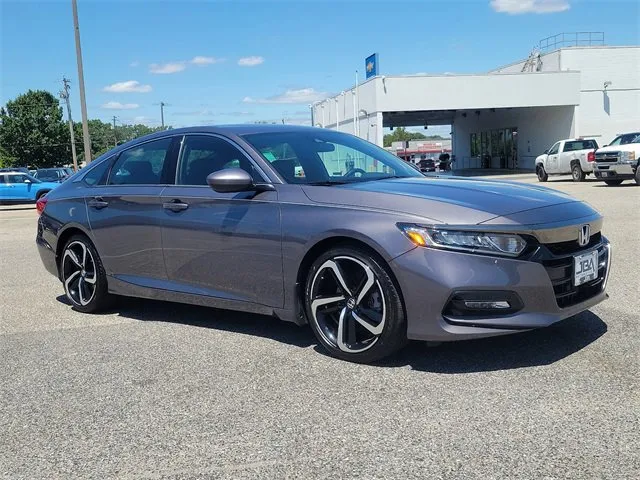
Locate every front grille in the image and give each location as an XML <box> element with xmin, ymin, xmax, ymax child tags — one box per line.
<box><xmin>545</xmin><ymin>232</ymin><xmax>602</xmax><ymax>255</ymax></box>
<box><xmin>541</xmin><ymin>244</ymin><xmax>608</xmax><ymax>309</ymax></box>
<box><xmin>595</xmin><ymin>152</ymin><xmax>620</xmax><ymax>162</ymax></box>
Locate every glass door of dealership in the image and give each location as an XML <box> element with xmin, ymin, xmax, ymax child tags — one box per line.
<box><xmin>470</xmin><ymin>127</ymin><xmax>518</xmax><ymax>169</ymax></box>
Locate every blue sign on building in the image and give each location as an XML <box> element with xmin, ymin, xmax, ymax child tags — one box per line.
<box><xmin>365</xmin><ymin>53</ymin><xmax>379</xmax><ymax>79</ymax></box>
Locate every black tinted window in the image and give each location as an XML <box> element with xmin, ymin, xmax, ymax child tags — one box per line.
<box><xmin>177</xmin><ymin>135</ymin><xmax>260</xmax><ymax>186</ymax></box>
<box><xmin>564</xmin><ymin>140</ymin><xmax>597</xmax><ymax>152</ymax></box>
<box><xmin>83</xmin><ymin>157</ymin><xmax>113</xmax><ymax>186</ymax></box>
<box><xmin>109</xmin><ymin>138</ymin><xmax>172</xmax><ymax>185</ymax></box>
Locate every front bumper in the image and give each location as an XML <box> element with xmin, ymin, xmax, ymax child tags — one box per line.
<box><xmin>390</xmin><ymin>238</ymin><xmax>611</xmax><ymax>342</ymax></box>
<box><xmin>594</xmin><ymin>162</ymin><xmax>636</xmax><ymax>180</ymax></box>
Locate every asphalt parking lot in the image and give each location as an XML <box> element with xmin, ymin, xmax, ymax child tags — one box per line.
<box><xmin>1</xmin><ymin>174</ymin><xmax>638</xmax><ymax>479</ymax></box>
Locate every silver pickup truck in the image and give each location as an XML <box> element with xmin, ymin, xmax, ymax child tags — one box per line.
<box><xmin>593</xmin><ymin>132</ymin><xmax>640</xmax><ymax>186</ymax></box>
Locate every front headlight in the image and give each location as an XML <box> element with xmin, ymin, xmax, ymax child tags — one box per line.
<box><xmin>621</xmin><ymin>151</ymin><xmax>636</xmax><ymax>163</ymax></box>
<box><xmin>398</xmin><ymin>224</ymin><xmax>527</xmax><ymax>257</ymax></box>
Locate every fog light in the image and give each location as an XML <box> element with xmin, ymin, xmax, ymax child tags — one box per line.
<box><xmin>443</xmin><ymin>290</ymin><xmax>524</xmax><ymax>318</ymax></box>
<box><xmin>463</xmin><ymin>300</ymin><xmax>511</xmax><ymax>309</ymax></box>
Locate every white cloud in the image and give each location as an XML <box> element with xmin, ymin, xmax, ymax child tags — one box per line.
<box><xmin>243</xmin><ymin>88</ymin><xmax>329</xmax><ymax>104</ymax></box>
<box><xmin>129</xmin><ymin>61</ymin><xmax>139</xmax><ymax>67</ymax></box>
<box><xmin>101</xmin><ymin>101</ymin><xmax>140</xmax><ymax>110</ymax></box>
<box><xmin>238</xmin><ymin>56</ymin><xmax>265</xmax><ymax>67</ymax></box>
<box><xmin>490</xmin><ymin>0</ymin><xmax>570</xmax><ymax>14</ymax></box>
<box><xmin>190</xmin><ymin>56</ymin><xmax>224</xmax><ymax>66</ymax></box>
<box><xmin>103</xmin><ymin>80</ymin><xmax>152</xmax><ymax>93</ymax></box>
<box><xmin>149</xmin><ymin>62</ymin><xmax>186</xmax><ymax>74</ymax></box>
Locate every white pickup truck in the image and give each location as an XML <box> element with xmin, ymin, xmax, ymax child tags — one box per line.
<box><xmin>593</xmin><ymin>132</ymin><xmax>640</xmax><ymax>186</ymax></box>
<box><xmin>535</xmin><ymin>138</ymin><xmax>599</xmax><ymax>182</ymax></box>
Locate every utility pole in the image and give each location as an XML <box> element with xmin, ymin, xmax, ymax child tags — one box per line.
<box><xmin>59</xmin><ymin>77</ymin><xmax>78</xmax><ymax>172</ymax></box>
<box><xmin>71</xmin><ymin>0</ymin><xmax>92</xmax><ymax>163</ymax></box>
<box><xmin>160</xmin><ymin>102</ymin><xmax>165</xmax><ymax>129</ymax></box>
<box><xmin>112</xmin><ymin>116</ymin><xmax>118</xmax><ymax>147</ymax></box>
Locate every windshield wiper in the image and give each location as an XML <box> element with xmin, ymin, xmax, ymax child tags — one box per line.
<box><xmin>307</xmin><ymin>180</ymin><xmax>348</xmax><ymax>186</ymax></box>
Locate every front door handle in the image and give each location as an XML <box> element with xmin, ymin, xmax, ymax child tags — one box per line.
<box><xmin>88</xmin><ymin>197</ymin><xmax>109</xmax><ymax>209</ymax></box>
<box><xmin>163</xmin><ymin>200</ymin><xmax>189</xmax><ymax>212</ymax></box>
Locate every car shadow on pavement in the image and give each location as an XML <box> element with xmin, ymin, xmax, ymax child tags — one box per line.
<box><xmin>56</xmin><ymin>295</ymin><xmax>315</xmax><ymax>348</ymax></box>
<box><xmin>381</xmin><ymin>311</ymin><xmax>607</xmax><ymax>373</ymax></box>
<box><xmin>56</xmin><ymin>295</ymin><xmax>606</xmax><ymax>372</ymax></box>
<box><xmin>593</xmin><ymin>183</ymin><xmax>638</xmax><ymax>187</ymax></box>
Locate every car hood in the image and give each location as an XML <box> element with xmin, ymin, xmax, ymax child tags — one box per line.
<box><xmin>597</xmin><ymin>144</ymin><xmax>639</xmax><ymax>153</ymax></box>
<box><xmin>302</xmin><ymin>176</ymin><xmax>593</xmax><ymax>225</ymax></box>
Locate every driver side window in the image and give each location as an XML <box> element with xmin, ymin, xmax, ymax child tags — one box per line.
<box><xmin>177</xmin><ymin>135</ymin><xmax>261</xmax><ymax>186</ymax></box>
<box><xmin>548</xmin><ymin>143</ymin><xmax>560</xmax><ymax>155</ymax></box>
<box><xmin>6</xmin><ymin>174</ymin><xmax>27</xmax><ymax>184</ymax></box>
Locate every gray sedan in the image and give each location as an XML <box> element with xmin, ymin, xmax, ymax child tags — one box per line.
<box><xmin>36</xmin><ymin>125</ymin><xmax>611</xmax><ymax>363</ymax></box>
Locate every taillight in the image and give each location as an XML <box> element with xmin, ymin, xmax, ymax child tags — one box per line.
<box><xmin>588</xmin><ymin>151</ymin><xmax>595</xmax><ymax>162</ymax></box>
<box><xmin>36</xmin><ymin>196</ymin><xmax>48</xmax><ymax>215</ymax></box>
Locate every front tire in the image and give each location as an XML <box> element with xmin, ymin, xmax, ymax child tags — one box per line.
<box><xmin>536</xmin><ymin>165</ymin><xmax>548</xmax><ymax>182</ymax></box>
<box><xmin>61</xmin><ymin>234</ymin><xmax>112</xmax><ymax>313</ymax></box>
<box><xmin>604</xmin><ymin>179</ymin><xmax>623</xmax><ymax>186</ymax></box>
<box><xmin>304</xmin><ymin>245</ymin><xmax>407</xmax><ymax>363</ymax></box>
<box><xmin>635</xmin><ymin>167</ymin><xmax>640</xmax><ymax>186</ymax></box>
<box><xmin>571</xmin><ymin>163</ymin><xmax>585</xmax><ymax>182</ymax></box>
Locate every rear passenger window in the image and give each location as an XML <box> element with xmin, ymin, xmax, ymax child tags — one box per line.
<box><xmin>83</xmin><ymin>157</ymin><xmax>112</xmax><ymax>186</ymax></box>
<box><xmin>109</xmin><ymin>138</ymin><xmax>172</xmax><ymax>185</ymax></box>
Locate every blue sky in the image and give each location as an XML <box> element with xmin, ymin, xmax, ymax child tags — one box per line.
<box><xmin>1</xmin><ymin>0</ymin><xmax>638</xmax><ymax>134</ymax></box>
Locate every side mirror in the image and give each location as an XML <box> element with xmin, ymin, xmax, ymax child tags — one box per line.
<box><xmin>24</xmin><ymin>179</ymin><xmax>32</xmax><ymax>184</ymax></box>
<box><xmin>206</xmin><ymin>168</ymin><xmax>254</xmax><ymax>193</ymax></box>
<box><xmin>602</xmin><ymin>144</ymin><xmax>608</xmax><ymax>147</ymax></box>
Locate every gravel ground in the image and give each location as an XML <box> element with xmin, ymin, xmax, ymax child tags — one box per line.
<box><xmin>1</xmin><ymin>175</ymin><xmax>638</xmax><ymax>479</ymax></box>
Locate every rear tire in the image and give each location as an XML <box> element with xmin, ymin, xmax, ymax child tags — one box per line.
<box><xmin>571</xmin><ymin>163</ymin><xmax>585</xmax><ymax>182</ymax></box>
<box><xmin>304</xmin><ymin>245</ymin><xmax>407</xmax><ymax>363</ymax></box>
<box><xmin>61</xmin><ymin>234</ymin><xmax>112</xmax><ymax>313</ymax></box>
<box><xmin>36</xmin><ymin>190</ymin><xmax>50</xmax><ymax>200</ymax></box>
<box><xmin>536</xmin><ymin>165</ymin><xmax>548</xmax><ymax>182</ymax></box>
<box><xmin>604</xmin><ymin>180</ymin><xmax>623</xmax><ymax>186</ymax></box>
<box><xmin>635</xmin><ymin>167</ymin><xmax>640</xmax><ymax>186</ymax></box>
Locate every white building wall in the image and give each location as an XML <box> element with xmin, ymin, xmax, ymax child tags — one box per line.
<box><xmin>452</xmin><ymin>106</ymin><xmax>576</xmax><ymax>170</ymax></box>
<box><xmin>493</xmin><ymin>47</ymin><xmax>640</xmax><ymax>144</ymax></box>
<box><xmin>560</xmin><ymin>47</ymin><xmax>640</xmax><ymax>143</ymax></box>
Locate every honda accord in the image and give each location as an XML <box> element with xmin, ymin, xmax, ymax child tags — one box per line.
<box><xmin>36</xmin><ymin>125</ymin><xmax>611</xmax><ymax>363</ymax></box>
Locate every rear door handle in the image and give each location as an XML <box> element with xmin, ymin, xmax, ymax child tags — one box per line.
<box><xmin>88</xmin><ymin>197</ymin><xmax>109</xmax><ymax>209</ymax></box>
<box><xmin>163</xmin><ymin>200</ymin><xmax>189</xmax><ymax>212</ymax></box>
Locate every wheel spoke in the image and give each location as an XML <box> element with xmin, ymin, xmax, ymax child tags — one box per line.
<box><xmin>355</xmin><ymin>265</ymin><xmax>375</xmax><ymax>306</ymax></box>
<box><xmin>84</xmin><ymin>272</ymin><xmax>97</xmax><ymax>284</ymax></box>
<box><xmin>79</xmin><ymin>243</ymin><xmax>87</xmax><ymax>268</ymax></box>
<box><xmin>64</xmin><ymin>249</ymin><xmax>82</xmax><ymax>269</ymax></box>
<box><xmin>311</xmin><ymin>295</ymin><xmax>345</xmax><ymax>313</ymax></box>
<box><xmin>336</xmin><ymin>307</ymin><xmax>349</xmax><ymax>352</ymax></box>
<box><xmin>64</xmin><ymin>270</ymin><xmax>81</xmax><ymax>292</ymax></box>
<box><xmin>352</xmin><ymin>310</ymin><xmax>384</xmax><ymax>336</ymax></box>
<box><xmin>324</xmin><ymin>260</ymin><xmax>353</xmax><ymax>296</ymax></box>
<box><xmin>78</xmin><ymin>278</ymin><xmax>87</xmax><ymax>305</ymax></box>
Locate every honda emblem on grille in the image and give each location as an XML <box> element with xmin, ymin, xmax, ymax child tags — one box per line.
<box><xmin>578</xmin><ymin>224</ymin><xmax>591</xmax><ymax>247</ymax></box>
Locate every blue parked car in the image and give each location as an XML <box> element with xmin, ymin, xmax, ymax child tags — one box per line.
<box><xmin>0</xmin><ymin>171</ymin><xmax>60</xmax><ymax>203</ymax></box>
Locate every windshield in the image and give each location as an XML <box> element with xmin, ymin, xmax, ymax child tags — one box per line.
<box><xmin>621</xmin><ymin>134</ymin><xmax>640</xmax><ymax>145</ymax></box>
<box><xmin>243</xmin><ymin>130</ymin><xmax>422</xmax><ymax>184</ymax></box>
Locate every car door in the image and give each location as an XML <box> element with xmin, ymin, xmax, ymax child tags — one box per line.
<box><xmin>0</xmin><ymin>174</ymin><xmax>7</xmax><ymax>199</ymax></box>
<box><xmin>5</xmin><ymin>174</ymin><xmax>32</xmax><ymax>200</ymax></box>
<box><xmin>546</xmin><ymin>142</ymin><xmax>561</xmax><ymax>173</ymax></box>
<box><xmin>559</xmin><ymin>141</ymin><xmax>575</xmax><ymax>173</ymax></box>
<box><xmin>160</xmin><ymin>134</ymin><xmax>283</xmax><ymax>307</ymax></box>
<box><xmin>85</xmin><ymin>136</ymin><xmax>180</xmax><ymax>284</ymax></box>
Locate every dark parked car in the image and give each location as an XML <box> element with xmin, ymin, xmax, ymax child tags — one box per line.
<box><xmin>36</xmin><ymin>125</ymin><xmax>611</xmax><ymax>363</ymax></box>
<box><xmin>417</xmin><ymin>157</ymin><xmax>436</xmax><ymax>172</ymax></box>
<box><xmin>34</xmin><ymin>167</ymin><xmax>74</xmax><ymax>183</ymax></box>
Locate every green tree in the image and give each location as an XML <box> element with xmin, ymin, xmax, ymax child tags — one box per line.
<box><xmin>0</xmin><ymin>90</ymin><xmax>70</xmax><ymax>168</ymax></box>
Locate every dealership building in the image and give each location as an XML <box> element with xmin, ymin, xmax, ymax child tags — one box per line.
<box><xmin>311</xmin><ymin>34</ymin><xmax>639</xmax><ymax>171</ymax></box>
